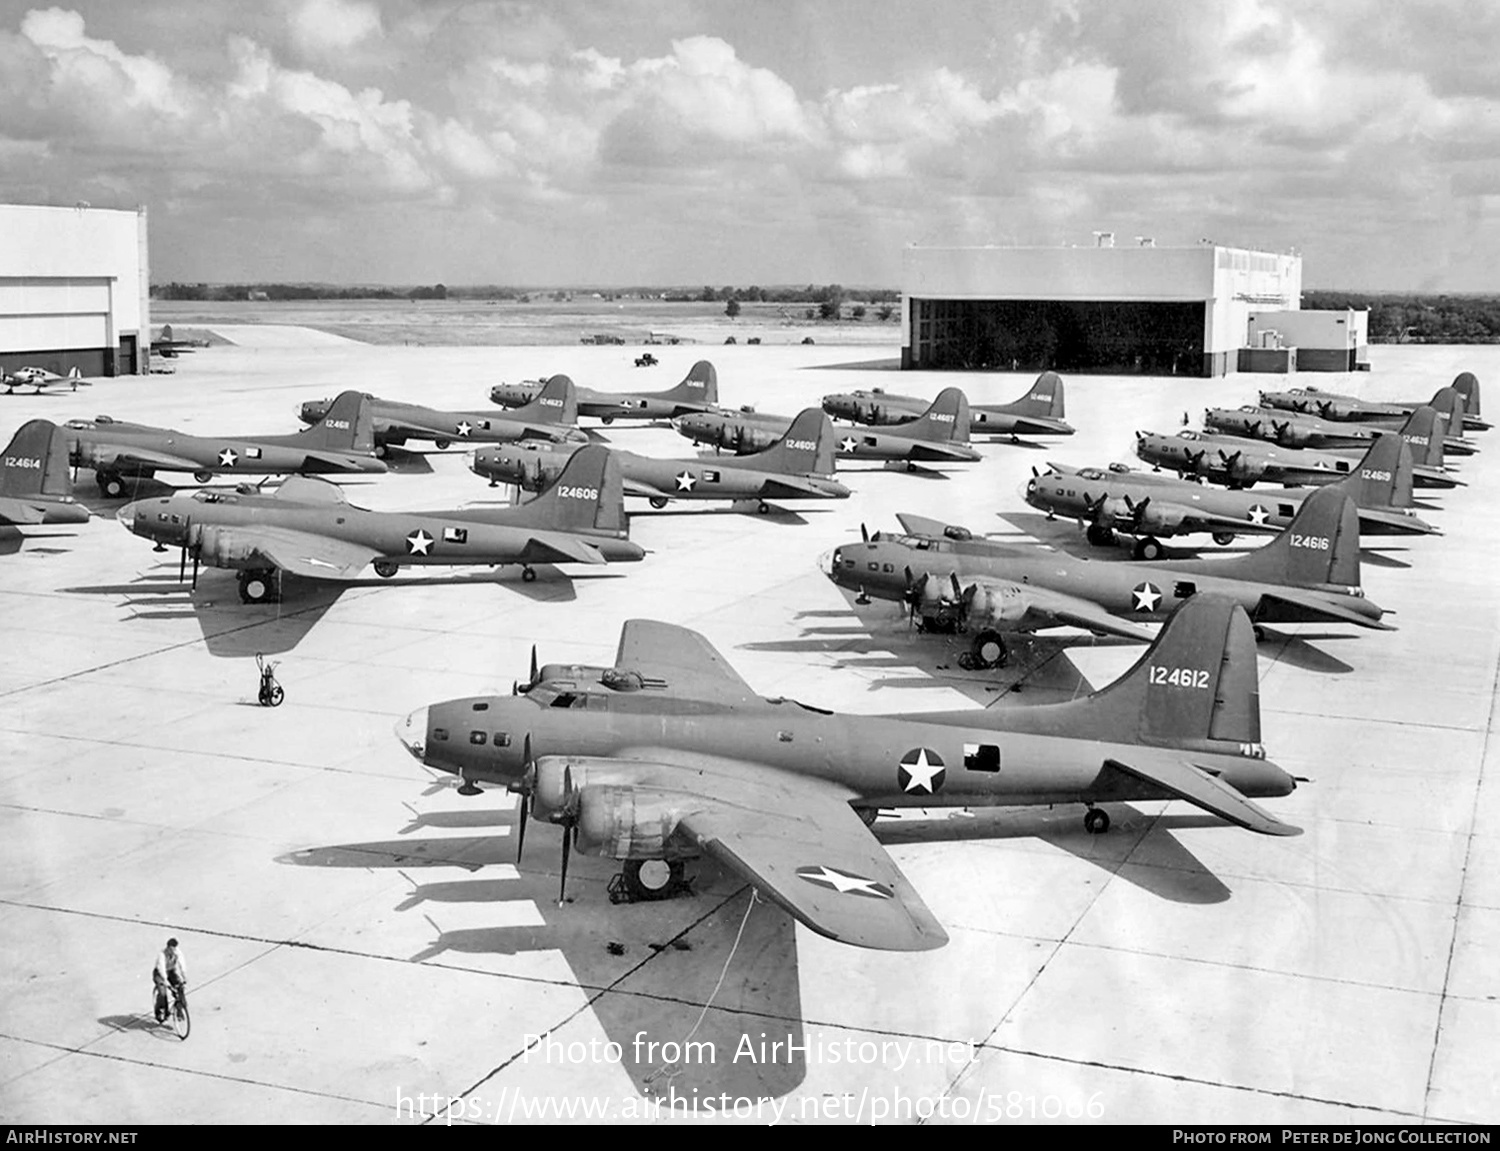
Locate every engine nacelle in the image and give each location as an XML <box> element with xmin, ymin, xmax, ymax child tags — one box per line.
<box><xmin>1135</xmin><ymin>504</ymin><xmax>1187</xmax><ymax>534</ymax></box>
<box><xmin>192</xmin><ymin>524</ymin><xmax>259</xmax><ymax>566</ymax></box>
<box><xmin>966</xmin><ymin>582</ymin><xmax>1029</xmax><ymax>624</ymax></box>
<box><xmin>530</xmin><ymin>756</ymin><xmax>688</xmax><ymax>861</ymax></box>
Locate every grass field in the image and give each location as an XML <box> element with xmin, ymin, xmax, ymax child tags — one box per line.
<box><xmin>151</xmin><ymin>298</ymin><xmax>903</xmax><ymax>348</ymax></box>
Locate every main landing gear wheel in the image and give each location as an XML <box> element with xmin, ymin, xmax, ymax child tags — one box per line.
<box><xmin>958</xmin><ymin>630</ymin><xmax>1008</xmax><ymax>670</ymax></box>
<box><xmin>521</xmin><ymin>566</ymin><xmax>537</xmax><ymax>583</ymax></box>
<box><xmin>1132</xmin><ymin>536</ymin><xmax>1163</xmax><ymax>561</ymax></box>
<box><xmin>238</xmin><ymin>570</ymin><xmax>281</xmax><ymax>604</ymax></box>
<box><xmin>1212</xmin><ymin>532</ymin><xmax>1235</xmax><ymax>546</ymax></box>
<box><xmin>374</xmin><ymin>443</ymin><xmax>390</xmax><ymax>459</ymax></box>
<box><xmin>1085</xmin><ymin>524</ymin><xmax>1113</xmax><ymax>547</ymax></box>
<box><xmin>622</xmin><ymin>858</ymin><xmax>685</xmax><ymax>901</ymax></box>
<box><xmin>373</xmin><ymin>560</ymin><xmax>399</xmax><ymax>579</ymax></box>
<box><xmin>1083</xmin><ymin>807</ymin><xmax>1110</xmax><ymax>835</ymax></box>
<box><xmin>649</xmin><ymin>497</ymin><xmax>669</xmax><ymax>509</ymax></box>
<box><xmin>97</xmin><ymin>472</ymin><xmax>127</xmax><ymax>499</ymax></box>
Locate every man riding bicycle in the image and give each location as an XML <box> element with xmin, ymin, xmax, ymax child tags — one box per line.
<box><xmin>153</xmin><ymin>937</ymin><xmax>187</xmax><ymax>1022</ymax></box>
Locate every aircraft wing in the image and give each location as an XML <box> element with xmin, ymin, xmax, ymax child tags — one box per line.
<box><xmin>656</xmin><ymin>760</ymin><xmax>948</xmax><ymax>951</ymax></box>
<box><xmin>1103</xmin><ymin>755</ymin><xmax>1300</xmax><ymax>836</ymax></box>
<box><xmin>965</xmin><ymin>577</ymin><xmax>1158</xmax><ymax>643</ymax></box>
<box><xmin>224</xmin><ymin>525</ymin><xmax>380</xmax><ymax>580</ymax></box>
<box><xmin>613</xmin><ymin>619</ymin><xmax>758</xmax><ymax>703</ymax></box>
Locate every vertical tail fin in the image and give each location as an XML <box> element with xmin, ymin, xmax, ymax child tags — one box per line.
<box><xmin>510</xmin><ymin>374</ymin><xmax>578</xmax><ymax>426</ymax></box>
<box><xmin>894</xmin><ymin>387</ymin><xmax>970</xmax><ymax>443</ymax></box>
<box><xmin>1008</xmin><ymin>371</ymin><xmax>1066</xmax><ymax>418</ymax></box>
<box><xmin>0</xmin><ymin>419</ymin><xmax>73</xmax><ymax>498</ymax></box>
<box><xmin>500</xmin><ymin>445</ymin><xmax>628</xmax><ymax>537</ymax></box>
<box><xmin>297</xmin><ymin>391</ymin><xmax>375</xmax><ymax>452</ymax></box>
<box><xmin>1394</xmin><ymin>405</ymin><xmax>1442</xmax><ymax>469</ymax></box>
<box><xmin>748</xmin><ymin>408</ymin><xmax>835</xmax><ymax>475</ymax></box>
<box><xmin>1428</xmin><ymin>387</ymin><xmax>1465</xmax><ymax>443</ymax></box>
<box><xmin>1045</xmin><ymin>596</ymin><xmax>1261</xmax><ymax>749</ymax></box>
<box><xmin>1223</xmin><ymin>486</ymin><xmax>1362</xmax><ymax>589</ymax></box>
<box><xmin>1333</xmin><ymin>434</ymin><xmax>1414</xmax><ymax>509</ymax></box>
<box><xmin>664</xmin><ymin>361</ymin><xmax>717</xmax><ymax>406</ymax></box>
<box><xmin>1452</xmin><ymin>372</ymin><xmax>1480</xmax><ymax>417</ymax></box>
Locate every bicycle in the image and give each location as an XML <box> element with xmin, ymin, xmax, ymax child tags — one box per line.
<box><xmin>256</xmin><ymin>653</ymin><xmax>284</xmax><ymax>707</ymax></box>
<box><xmin>153</xmin><ymin>980</ymin><xmax>191</xmax><ymax>1040</ymax></box>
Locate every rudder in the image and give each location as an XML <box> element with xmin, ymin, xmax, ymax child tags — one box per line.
<box><xmin>1452</xmin><ymin>372</ymin><xmax>1480</xmax><ymax>417</ymax></box>
<box><xmin>299</xmin><ymin>391</ymin><xmax>375</xmax><ymax>452</ymax></box>
<box><xmin>512</xmin><ymin>374</ymin><xmax>578</xmax><ymax>427</ymax></box>
<box><xmin>1011</xmin><ymin>371</ymin><xmax>1066</xmax><ymax>418</ymax></box>
<box><xmin>1395</xmin><ymin>405</ymin><xmax>1442</xmax><ymax>469</ymax></box>
<box><xmin>666</xmin><ymin>361</ymin><xmax>717</xmax><ymax>406</ymax></box>
<box><xmin>900</xmin><ymin>387</ymin><xmax>971</xmax><ymax>442</ymax></box>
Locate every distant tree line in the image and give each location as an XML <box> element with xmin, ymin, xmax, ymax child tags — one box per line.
<box><xmin>153</xmin><ymin>282</ymin><xmax>448</xmax><ymax>301</ymax></box>
<box><xmin>1304</xmin><ymin>290</ymin><xmax>1500</xmax><ymax>344</ymax></box>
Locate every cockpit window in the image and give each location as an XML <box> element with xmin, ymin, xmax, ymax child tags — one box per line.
<box><xmin>1078</xmin><ymin>468</ymin><xmax>1104</xmax><ymax>480</ymax></box>
<box><xmin>193</xmin><ymin>491</ymin><xmax>236</xmax><ymax>504</ymax></box>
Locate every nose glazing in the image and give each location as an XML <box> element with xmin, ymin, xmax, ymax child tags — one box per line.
<box><xmin>396</xmin><ymin>706</ymin><xmax>429</xmax><ymax>760</ymax></box>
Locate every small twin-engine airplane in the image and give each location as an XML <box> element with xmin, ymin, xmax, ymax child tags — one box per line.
<box><xmin>298</xmin><ymin>374</ymin><xmax>586</xmax><ymax>457</ymax></box>
<box><xmin>472</xmin><ymin>408</ymin><xmax>850</xmax><ymax>513</ymax></box>
<box><xmin>1134</xmin><ymin>407</ymin><xmax>1462</xmax><ymax>491</ymax></box>
<box><xmin>66</xmin><ymin>391</ymin><xmax>388</xmax><ymax>497</ymax></box>
<box><xmin>0</xmin><ymin>420</ymin><xmax>89</xmax><ymax>526</ymax></box>
<box><xmin>118</xmin><ymin>444</ymin><xmax>642</xmax><ymax>603</ymax></box>
<box><xmin>395</xmin><ymin>595</ymin><xmax>1299</xmax><ymax>952</ymax></box>
<box><xmin>820</xmin><ymin>373</ymin><xmax>1074</xmax><ymax>439</ymax></box>
<box><xmin>489</xmin><ymin>361</ymin><xmax>719</xmax><ymax>424</ymax></box>
<box><xmin>826</xmin><ymin>485</ymin><xmax>1389</xmax><ymax>670</ymax></box>
<box><xmin>1024</xmin><ymin>433</ymin><xmax>1438</xmax><ymax>559</ymax></box>
<box><xmin>3</xmin><ymin>366</ymin><xmax>85</xmax><ymax>395</ymax></box>
<box><xmin>673</xmin><ymin>387</ymin><xmax>981</xmax><ymax>467</ymax></box>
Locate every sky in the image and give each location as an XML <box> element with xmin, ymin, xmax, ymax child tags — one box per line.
<box><xmin>2</xmin><ymin>0</ymin><xmax>1498</xmax><ymax>290</ymax></box>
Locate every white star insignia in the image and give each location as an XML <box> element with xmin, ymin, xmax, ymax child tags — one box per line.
<box><xmin>218</xmin><ymin>448</ymin><xmax>238</xmax><ymax>467</ymax></box>
<box><xmin>406</xmin><ymin>529</ymin><xmax>434</xmax><ymax>556</ymax></box>
<box><xmin>839</xmin><ymin>436</ymin><xmax>858</xmax><ymax>453</ymax></box>
<box><xmin>675</xmin><ymin>470</ymin><xmax>696</xmax><ymax>491</ymax></box>
<box><xmin>1247</xmin><ymin>504</ymin><xmax>1270</xmax><ymax>525</ymax></box>
<box><xmin>455</xmin><ymin>421</ymin><xmax>473</xmax><ymax>437</ymax></box>
<box><xmin>1132</xmin><ymin>582</ymin><xmax>1163</xmax><ymax>612</ymax></box>
<box><xmin>899</xmin><ymin>747</ymin><xmax>945</xmax><ymax>794</ymax></box>
<box><xmin>795</xmin><ymin>865</ymin><xmax>893</xmax><ymax>899</ymax></box>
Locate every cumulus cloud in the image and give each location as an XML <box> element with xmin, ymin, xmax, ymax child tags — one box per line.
<box><xmin>287</xmin><ymin>0</ymin><xmax>382</xmax><ymax>58</ymax></box>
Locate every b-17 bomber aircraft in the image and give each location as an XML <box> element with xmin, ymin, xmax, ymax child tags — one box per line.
<box><xmin>395</xmin><ymin>596</ymin><xmax>1299</xmax><ymax>952</ymax></box>
<box><xmin>472</xmin><ymin>408</ymin><xmax>850</xmax><ymax>513</ymax></box>
<box><xmin>66</xmin><ymin>391</ymin><xmax>388</xmax><ymax>498</ymax></box>
<box><xmin>119</xmin><ymin>444</ymin><xmax>642</xmax><ymax>602</ymax></box>
<box><xmin>489</xmin><ymin>361</ymin><xmax>719</xmax><ymax>424</ymax></box>
<box><xmin>826</xmin><ymin>485</ymin><xmax>1389</xmax><ymax>670</ymax></box>
<box><xmin>1261</xmin><ymin>375</ymin><xmax>1491</xmax><ymax>433</ymax></box>
<box><xmin>298</xmin><ymin>374</ymin><xmax>586</xmax><ymax>457</ymax></box>
<box><xmin>3</xmin><ymin>366</ymin><xmax>85</xmax><ymax>395</ymax></box>
<box><xmin>0</xmin><ymin>420</ymin><xmax>89</xmax><ymax>526</ymax></box>
<box><xmin>1024</xmin><ymin>434</ymin><xmax>1437</xmax><ymax>559</ymax></box>
<box><xmin>1135</xmin><ymin>408</ymin><xmax>1462</xmax><ymax>491</ymax></box>
<box><xmin>674</xmin><ymin>387</ymin><xmax>981</xmax><ymax>467</ymax></box>
<box><xmin>1206</xmin><ymin>387</ymin><xmax>1474</xmax><ymax>456</ymax></box>
<box><xmin>820</xmin><ymin>372</ymin><xmax>1074</xmax><ymax>439</ymax></box>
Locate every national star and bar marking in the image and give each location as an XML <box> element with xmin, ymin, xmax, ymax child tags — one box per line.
<box><xmin>406</xmin><ymin>529</ymin><xmax>434</xmax><ymax>555</ymax></box>
<box><xmin>675</xmin><ymin>471</ymin><xmax>696</xmax><ymax>492</ymax></box>
<box><xmin>898</xmin><ymin>747</ymin><xmax>945</xmax><ymax>794</ymax></box>
<box><xmin>1247</xmin><ymin>504</ymin><xmax>1270</xmax><ymax>525</ymax></box>
<box><xmin>455</xmin><ymin>421</ymin><xmax>474</xmax><ymax>437</ymax></box>
<box><xmin>218</xmin><ymin>448</ymin><xmax>238</xmax><ymax>467</ymax></box>
<box><xmin>1132</xmin><ymin>581</ymin><xmax>1163</xmax><ymax>612</ymax></box>
<box><xmin>840</xmin><ymin>436</ymin><xmax>858</xmax><ymax>453</ymax></box>
<box><xmin>795</xmin><ymin>865</ymin><xmax>893</xmax><ymax>899</ymax></box>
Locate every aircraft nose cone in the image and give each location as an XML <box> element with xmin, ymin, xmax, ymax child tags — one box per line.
<box><xmin>818</xmin><ymin>548</ymin><xmax>837</xmax><ymax>576</ymax></box>
<box><xmin>396</xmin><ymin>706</ymin><xmax>429</xmax><ymax>761</ymax></box>
<box><xmin>116</xmin><ymin>500</ymin><xmax>141</xmax><ymax>531</ymax></box>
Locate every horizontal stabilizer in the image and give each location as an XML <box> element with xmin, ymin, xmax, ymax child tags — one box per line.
<box><xmin>1104</xmin><ymin>756</ymin><xmax>1301</xmax><ymax>836</ymax></box>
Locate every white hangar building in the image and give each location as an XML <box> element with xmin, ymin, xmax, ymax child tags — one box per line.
<box><xmin>900</xmin><ymin>241</ymin><xmax>1309</xmax><ymax>377</ymax></box>
<box><xmin>0</xmin><ymin>203</ymin><xmax>151</xmax><ymax>378</ymax></box>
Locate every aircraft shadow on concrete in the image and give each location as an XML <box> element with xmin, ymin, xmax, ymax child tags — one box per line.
<box><xmin>1253</xmin><ymin>629</ymin><xmax>1356</xmax><ymax>675</ymax></box>
<box><xmin>375</xmin><ymin>447</ymin><xmax>436</xmax><ymax>475</ymax></box>
<box><xmin>280</xmin><ymin>821</ymin><xmax>809</xmax><ymax>1098</ymax></box>
<box><xmin>836</xmin><ymin>461</ymin><xmax>951</xmax><ymax>479</ymax></box>
<box><xmin>804</xmin><ymin>357</ymin><xmax>902</xmax><ymax>372</ymax></box>
<box><xmin>625</xmin><ymin>505</ymin><xmax>813</xmax><ymax>525</ymax></box>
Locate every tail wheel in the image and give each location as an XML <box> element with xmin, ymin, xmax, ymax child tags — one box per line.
<box><xmin>649</xmin><ymin>497</ymin><xmax>669</xmax><ymax>509</ymax></box>
<box><xmin>758</xmin><ymin>502</ymin><xmax>771</xmax><ymax>514</ymax></box>
<box><xmin>1085</xmin><ymin>524</ymin><xmax>1113</xmax><ymax>547</ymax></box>
<box><xmin>622</xmin><ymin>858</ymin><xmax>684</xmax><ymax>901</ymax></box>
<box><xmin>972</xmin><ymin>630</ymin><xmax>1007</xmax><ymax>668</ymax></box>
<box><xmin>1083</xmin><ymin>808</ymin><xmax>1110</xmax><ymax>835</ymax></box>
<box><xmin>521</xmin><ymin>566</ymin><xmax>537</xmax><ymax>583</ymax></box>
<box><xmin>1132</xmin><ymin>536</ymin><xmax>1163</xmax><ymax>561</ymax></box>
